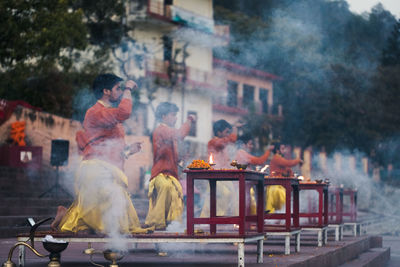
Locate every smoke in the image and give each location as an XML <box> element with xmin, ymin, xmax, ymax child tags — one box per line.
<box><xmin>310</xmin><ymin>149</ymin><xmax>400</xmax><ymax>234</ymax></box>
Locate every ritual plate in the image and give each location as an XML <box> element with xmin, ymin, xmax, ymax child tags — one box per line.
<box><xmin>188</xmin><ymin>167</ymin><xmax>209</xmax><ymax>170</ymax></box>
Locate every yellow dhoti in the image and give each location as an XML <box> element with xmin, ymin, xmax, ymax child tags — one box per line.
<box><xmin>265</xmin><ymin>185</ymin><xmax>286</xmax><ymax>213</ymax></box>
<box><xmin>200</xmin><ymin>181</ymin><xmax>239</xmax><ymax>217</ymax></box>
<box><xmin>59</xmin><ymin>159</ymin><xmax>148</xmax><ymax>234</ymax></box>
<box><xmin>145</xmin><ymin>173</ymin><xmax>183</xmax><ymax>230</ymax></box>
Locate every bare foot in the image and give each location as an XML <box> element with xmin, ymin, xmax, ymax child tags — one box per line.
<box><xmin>51</xmin><ymin>206</ymin><xmax>67</xmax><ymax>231</ymax></box>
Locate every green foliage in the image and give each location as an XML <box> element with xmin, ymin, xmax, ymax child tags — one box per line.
<box><xmin>381</xmin><ymin>19</ymin><xmax>400</xmax><ymax>66</ymax></box>
<box><xmin>0</xmin><ymin>0</ymin><xmax>87</xmax><ymax>68</ymax></box>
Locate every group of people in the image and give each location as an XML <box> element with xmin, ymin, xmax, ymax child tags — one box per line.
<box><xmin>51</xmin><ymin>73</ymin><xmax>302</xmax><ymax>235</ymax></box>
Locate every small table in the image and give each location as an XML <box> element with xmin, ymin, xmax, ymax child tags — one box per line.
<box><xmin>264</xmin><ymin>177</ymin><xmax>301</xmax><ymax>255</ymax></box>
<box><xmin>184</xmin><ymin>169</ymin><xmax>265</xmax><ymax>236</ymax></box>
<box><xmin>299</xmin><ymin>182</ymin><xmax>329</xmax><ymax>247</ymax></box>
<box><xmin>328</xmin><ymin>186</ymin><xmax>344</xmax><ymax>241</ymax></box>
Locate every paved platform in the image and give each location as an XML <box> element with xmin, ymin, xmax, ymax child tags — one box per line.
<box><xmin>0</xmin><ymin>233</ymin><xmax>390</xmax><ymax>267</ymax></box>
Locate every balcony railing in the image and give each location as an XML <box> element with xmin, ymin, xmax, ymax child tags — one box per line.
<box><xmin>145</xmin><ymin>58</ymin><xmax>217</xmax><ymax>88</ymax></box>
<box><xmin>147</xmin><ymin>0</ymin><xmax>226</xmax><ymax>37</ymax></box>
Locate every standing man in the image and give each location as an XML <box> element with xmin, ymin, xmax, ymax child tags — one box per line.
<box><xmin>144</xmin><ymin>102</ymin><xmax>195</xmax><ymax>230</ymax></box>
<box><xmin>51</xmin><ymin>73</ymin><xmax>150</xmax><ymax>234</ymax></box>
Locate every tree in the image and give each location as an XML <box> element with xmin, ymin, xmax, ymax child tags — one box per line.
<box><xmin>0</xmin><ymin>0</ymin><xmax>87</xmax><ymax>69</ymax></box>
<box><xmin>381</xmin><ymin>19</ymin><xmax>400</xmax><ymax>66</ymax></box>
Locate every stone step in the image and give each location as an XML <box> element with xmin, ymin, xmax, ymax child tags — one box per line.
<box><xmin>339</xmin><ymin>247</ymin><xmax>390</xmax><ymax>267</ymax></box>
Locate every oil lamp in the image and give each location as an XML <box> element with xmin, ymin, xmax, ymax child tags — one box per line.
<box><xmin>208</xmin><ymin>153</ymin><xmax>215</xmax><ymax>167</ymax></box>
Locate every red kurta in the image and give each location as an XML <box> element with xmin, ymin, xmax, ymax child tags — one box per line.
<box><xmin>269</xmin><ymin>154</ymin><xmax>301</xmax><ymax>177</ymax></box>
<box><xmin>207</xmin><ymin>133</ymin><xmax>237</xmax><ymax>168</ymax></box>
<box><xmin>75</xmin><ymin>98</ymin><xmax>132</xmax><ymax>170</ymax></box>
<box><xmin>151</xmin><ymin>122</ymin><xmax>191</xmax><ymax>180</ymax></box>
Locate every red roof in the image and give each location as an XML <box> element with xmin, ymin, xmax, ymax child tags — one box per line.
<box><xmin>213</xmin><ymin>58</ymin><xmax>282</xmax><ymax>81</ymax></box>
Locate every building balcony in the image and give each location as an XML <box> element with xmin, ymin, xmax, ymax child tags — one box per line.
<box><xmin>144</xmin><ymin>58</ymin><xmax>220</xmax><ymax>91</ymax></box>
<box><xmin>127</xmin><ymin>0</ymin><xmax>229</xmax><ymax>45</ymax></box>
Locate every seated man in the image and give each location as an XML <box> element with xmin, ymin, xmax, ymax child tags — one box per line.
<box><xmin>235</xmin><ymin>133</ymin><xmax>273</xmax><ymax>214</ymax></box>
<box><xmin>51</xmin><ymin>73</ymin><xmax>151</xmax><ymax>234</ymax></box>
<box><xmin>266</xmin><ymin>143</ymin><xmax>303</xmax><ymax>213</ymax></box>
<box><xmin>144</xmin><ymin>102</ymin><xmax>195</xmax><ymax>230</ymax></box>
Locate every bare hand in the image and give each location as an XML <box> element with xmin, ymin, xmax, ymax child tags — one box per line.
<box><xmin>187</xmin><ymin>114</ymin><xmax>197</xmax><ymax>122</ymax></box>
<box><xmin>125</xmin><ymin>80</ymin><xmax>138</xmax><ymax>91</ymax></box>
<box><xmin>128</xmin><ymin>142</ymin><xmax>142</xmax><ymax>155</ymax></box>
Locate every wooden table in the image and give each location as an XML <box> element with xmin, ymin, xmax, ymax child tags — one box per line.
<box><xmin>328</xmin><ymin>187</ymin><xmax>343</xmax><ymax>224</ymax></box>
<box><xmin>264</xmin><ymin>177</ymin><xmax>301</xmax><ymax>255</ymax></box>
<box><xmin>184</xmin><ymin>169</ymin><xmax>265</xmax><ymax>236</ymax></box>
<box><xmin>299</xmin><ymin>182</ymin><xmax>329</xmax><ymax>246</ymax></box>
<box><xmin>264</xmin><ymin>177</ymin><xmax>300</xmax><ymax>231</ymax></box>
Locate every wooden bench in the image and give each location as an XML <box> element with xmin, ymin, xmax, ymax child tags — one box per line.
<box><xmin>16</xmin><ymin>231</ymin><xmax>265</xmax><ymax>267</ymax></box>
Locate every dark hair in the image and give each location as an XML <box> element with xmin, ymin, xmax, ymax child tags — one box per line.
<box><xmin>272</xmin><ymin>142</ymin><xmax>282</xmax><ymax>154</ymax></box>
<box><xmin>92</xmin><ymin>74</ymin><xmax>123</xmax><ymax>99</ymax></box>
<box><xmin>237</xmin><ymin>133</ymin><xmax>253</xmax><ymax>146</ymax></box>
<box><xmin>213</xmin><ymin>119</ymin><xmax>232</xmax><ymax>136</ymax></box>
<box><xmin>155</xmin><ymin>102</ymin><xmax>179</xmax><ymax>120</ymax></box>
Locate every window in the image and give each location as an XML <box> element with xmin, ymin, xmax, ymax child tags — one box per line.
<box><xmin>243</xmin><ymin>84</ymin><xmax>254</xmax><ymax>108</ymax></box>
<box><xmin>162</xmin><ymin>35</ymin><xmax>172</xmax><ymax>62</ymax></box>
<box><xmin>259</xmin><ymin>88</ymin><xmax>269</xmax><ymax>113</ymax></box>
<box><xmin>227</xmin><ymin>80</ymin><xmax>238</xmax><ymax>107</ymax></box>
<box><xmin>187</xmin><ymin>111</ymin><xmax>197</xmax><ymax>137</ymax></box>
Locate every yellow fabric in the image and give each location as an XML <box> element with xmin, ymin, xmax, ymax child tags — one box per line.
<box><xmin>200</xmin><ymin>181</ymin><xmax>238</xmax><ymax>217</ymax></box>
<box><xmin>145</xmin><ymin>173</ymin><xmax>183</xmax><ymax>230</ymax></box>
<box><xmin>59</xmin><ymin>159</ymin><xmax>149</xmax><ymax>234</ymax></box>
<box><xmin>265</xmin><ymin>185</ymin><xmax>286</xmax><ymax>213</ymax></box>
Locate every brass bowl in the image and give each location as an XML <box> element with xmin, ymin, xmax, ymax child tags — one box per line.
<box><xmin>236</xmin><ymin>164</ymin><xmax>248</xmax><ymax>170</ymax></box>
<box><xmin>42</xmin><ymin>242</ymin><xmax>69</xmax><ymax>254</ymax></box>
<box><xmin>315</xmin><ymin>179</ymin><xmax>323</xmax><ymax>184</ymax></box>
<box><xmin>103</xmin><ymin>249</ymin><xmax>124</xmax><ymax>262</ymax></box>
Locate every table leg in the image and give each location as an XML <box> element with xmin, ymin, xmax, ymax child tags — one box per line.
<box><xmin>238</xmin><ymin>242</ymin><xmax>245</xmax><ymax>267</ymax></box>
<box><xmin>296</xmin><ymin>233</ymin><xmax>301</xmax><ymax>252</ymax></box>
<box><xmin>293</xmin><ymin>185</ymin><xmax>300</xmax><ymax>227</ymax></box>
<box><xmin>285</xmin><ymin>185</ymin><xmax>292</xmax><ymax>231</ymax></box>
<box><xmin>318</xmin><ymin>189</ymin><xmax>323</xmax><ymax>227</ymax></box>
<box><xmin>257</xmin><ymin>239</ymin><xmax>263</xmax><ymax>263</ymax></box>
<box><xmin>324</xmin><ymin>189</ymin><xmax>329</xmax><ymax>225</ymax></box>
<box><xmin>18</xmin><ymin>244</ymin><xmax>25</xmax><ymax>267</ymax></box>
<box><xmin>257</xmin><ymin>180</ymin><xmax>264</xmax><ymax>233</ymax></box>
<box><xmin>187</xmin><ymin>177</ymin><xmax>194</xmax><ymax>235</ymax></box>
<box><xmin>318</xmin><ymin>230</ymin><xmax>323</xmax><ymax>247</ymax></box>
<box><xmin>239</xmin><ymin>175</ymin><xmax>245</xmax><ymax>235</ymax></box>
<box><xmin>285</xmin><ymin>235</ymin><xmax>290</xmax><ymax>255</ymax></box>
<box><xmin>210</xmin><ymin>180</ymin><xmax>217</xmax><ymax>234</ymax></box>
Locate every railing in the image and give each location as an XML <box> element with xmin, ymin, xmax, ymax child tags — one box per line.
<box><xmin>145</xmin><ymin>58</ymin><xmax>216</xmax><ymax>87</ymax></box>
<box><xmin>147</xmin><ymin>0</ymin><xmax>218</xmax><ymax>36</ymax></box>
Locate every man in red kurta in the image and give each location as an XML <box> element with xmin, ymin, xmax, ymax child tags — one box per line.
<box><xmin>208</xmin><ymin>119</ymin><xmax>237</xmax><ymax>169</ymax></box>
<box><xmin>266</xmin><ymin>143</ymin><xmax>303</xmax><ymax>213</ymax></box>
<box><xmin>201</xmin><ymin>119</ymin><xmax>240</xmax><ymax>217</ymax></box>
<box><xmin>51</xmin><ymin>74</ymin><xmax>149</xmax><ymax>234</ymax></box>
<box><xmin>144</xmin><ymin>102</ymin><xmax>195</xmax><ymax>230</ymax></box>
